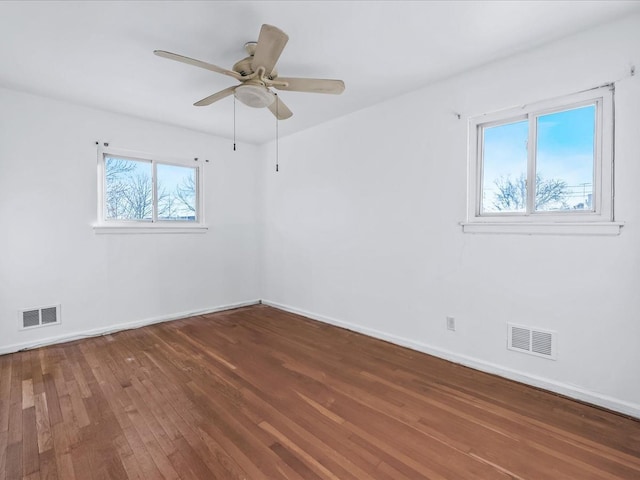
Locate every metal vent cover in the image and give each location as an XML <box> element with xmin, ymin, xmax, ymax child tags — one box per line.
<box><xmin>41</xmin><ymin>307</ymin><xmax>58</xmax><ymax>325</ymax></box>
<box><xmin>508</xmin><ymin>323</ymin><xmax>556</xmax><ymax>360</ymax></box>
<box><xmin>532</xmin><ymin>330</ymin><xmax>553</xmax><ymax>356</ymax></box>
<box><xmin>19</xmin><ymin>305</ymin><xmax>61</xmax><ymax>330</ymax></box>
<box><xmin>22</xmin><ymin>309</ymin><xmax>40</xmax><ymax>328</ymax></box>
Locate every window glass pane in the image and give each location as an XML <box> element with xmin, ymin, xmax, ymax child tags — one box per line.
<box><xmin>481</xmin><ymin>120</ymin><xmax>529</xmax><ymax>213</ymax></box>
<box><xmin>157</xmin><ymin>164</ymin><xmax>197</xmax><ymax>221</ymax></box>
<box><xmin>104</xmin><ymin>156</ymin><xmax>153</xmax><ymax>221</ymax></box>
<box><xmin>535</xmin><ymin>105</ymin><xmax>595</xmax><ymax>212</ymax></box>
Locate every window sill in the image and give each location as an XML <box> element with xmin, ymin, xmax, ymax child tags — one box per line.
<box><xmin>460</xmin><ymin>221</ymin><xmax>623</xmax><ymax>236</ymax></box>
<box><xmin>93</xmin><ymin>224</ymin><xmax>208</xmax><ymax>235</ymax></box>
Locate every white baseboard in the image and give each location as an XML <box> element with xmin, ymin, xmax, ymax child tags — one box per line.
<box><xmin>261</xmin><ymin>300</ymin><xmax>640</xmax><ymax>420</ymax></box>
<box><xmin>1</xmin><ymin>299</ymin><xmax>261</xmax><ymax>356</ymax></box>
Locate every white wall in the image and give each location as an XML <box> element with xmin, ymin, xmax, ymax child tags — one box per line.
<box><xmin>0</xmin><ymin>87</ymin><xmax>263</xmax><ymax>352</ymax></box>
<box><xmin>261</xmin><ymin>15</ymin><xmax>640</xmax><ymax>417</ymax></box>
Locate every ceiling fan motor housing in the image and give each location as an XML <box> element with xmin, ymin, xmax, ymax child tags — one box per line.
<box><xmin>233</xmin><ymin>57</ymin><xmax>278</xmax><ymax>79</ymax></box>
<box><xmin>233</xmin><ymin>57</ymin><xmax>254</xmax><ymax>76</ymax></box>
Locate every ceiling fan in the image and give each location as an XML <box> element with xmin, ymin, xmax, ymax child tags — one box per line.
<box><xmin>154</xmin><ymin>24</ymin><xmax>345</xmax><ymax>120</ymax></box>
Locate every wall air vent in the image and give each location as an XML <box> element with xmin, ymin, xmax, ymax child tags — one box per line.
<box><xmin>19</xmin><ymin>305</ymin><xmax>61</xmax><ymax>330</ymax></box>
<box><xmin>508</xmin><ymin>323</ymin><xmax>556</xmax><ymax>360</ymax></box>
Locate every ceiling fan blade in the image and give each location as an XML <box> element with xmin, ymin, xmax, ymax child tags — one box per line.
<box><xmin>267</xmin><ymin>95</ymin><xmax>293</xmax><ymax>120</ymax></box>
<box><xmin>251</xmin><ymin>24</ymin><xmax>289</xmax><ymax>76</ymax></box>
<box><xmin>193</xmin><ymin>86</ymin><xmax>237</xmax><ymax>106</ymax></box>
<box><xmin>154</xmin><ymin>50</ymin><xmax>241</xmax><ymax>80</ymax></box>
<box><xmin>274</xmin><ymin>77</ymin><xmax>345</xmax><ymax>95</ymax></box>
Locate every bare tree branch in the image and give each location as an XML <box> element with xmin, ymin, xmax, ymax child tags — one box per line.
<box><xmin>492</xmin><ymin>173</ymin><xmax>569</xmax><ymax>212</ymax></box>
<box><xmin>121</xmin><ymin>173</ymin><xmax>153</xmax><ymax>220</ymax></box>
<box><xmin>175</xmin><ymin>175</ymin><xmax>196</xmax><ymax>214</ymax></box>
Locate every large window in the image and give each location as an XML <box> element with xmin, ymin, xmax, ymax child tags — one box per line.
<box><xmin>464</xmin><ymin>86</ymin><xmax>619</xmax><ymax>235</ymax></box>
<box><xmin>96</xmin><ymin>147</ymin><xmax>204</xmax><ymax>232</ymax></box>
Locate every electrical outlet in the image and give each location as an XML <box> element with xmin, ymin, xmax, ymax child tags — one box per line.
<box><xmin>446</xmin><ymin>316</ymin><xmax>455</xmax><ymax>331</ymax></box>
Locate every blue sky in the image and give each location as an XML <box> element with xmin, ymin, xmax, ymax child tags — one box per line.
<box><xmin>536</xmin><ymin>105</ymin><xmax>595</xmax><ymax>183</ymax></box>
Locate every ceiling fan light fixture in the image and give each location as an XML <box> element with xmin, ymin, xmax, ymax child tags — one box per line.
<box><xmin>234</xmin><ymin>84</ymin><xmax>275</xmax><ymax>108</ymax></box>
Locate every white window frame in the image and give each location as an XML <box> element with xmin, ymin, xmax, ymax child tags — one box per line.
<box><xmin>463</xmin><ymin>86</ymin><xmax>622</xmax><ymax>235</ymax></box>
<box><xmin>94</xmin><ymin>146</ymin><xmax>207</xmax><ymax>234</ymax></box>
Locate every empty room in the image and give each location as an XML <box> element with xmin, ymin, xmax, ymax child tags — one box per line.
<box><xmin>1</xmin><ymin>1</ymin><xmax>639</xmax><ymax>478</ymax></box>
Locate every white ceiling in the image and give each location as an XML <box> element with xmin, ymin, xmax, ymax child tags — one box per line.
<box><xmin>1</xmin><ymin>1</ymin><xmax>639</xmax><ymax>144</ymax></box>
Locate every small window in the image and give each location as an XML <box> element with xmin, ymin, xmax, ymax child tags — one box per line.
<box><xmin>96</xmin><ymin>147</ymin><xmax>205</xmax><ymax>233</ymax></box>
<box><xmin>464</xmin><ymin>86</ymin><xmax>619</xmax><ymax>235</ymax></box>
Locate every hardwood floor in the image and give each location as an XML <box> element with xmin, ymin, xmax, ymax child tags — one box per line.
<box><xmin>1</xmin><ymin>305</ymin><xmax>639</xmax><ymax>479</ymax></box>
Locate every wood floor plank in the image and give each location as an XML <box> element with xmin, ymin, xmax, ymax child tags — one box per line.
<box><xmin>40</xmin><ymin>375</ymin><xmax>62</xmax><ymax>427</ymax></box>
<box><xmin>119</xmin><ymin>424</ymin><xmax>163</xmax><ymax>479</ymax></box>
<box><xmin>65</xmin><ymin>380</ymin><xmax>90</xmax><ymax>430</ymax></box>
<box><xmin>22</xmin><ymin>407</ymin><xmax>39</xmax><ymax>476</ymax></box>
<box><xmin>31</xmin><ymin>351</ymin><xmax>45</xmax><ymax>397</ymax></box>
<box><xmin>0</xmin><ymin>357</ymin><xmax>12</xmax><ymax>435</ymax></box>
<box><xmin>0</xmin><ymin>431</ymin><xmax>7</xmax><ymax>480</ymax></box>
<box><xmin>22</xmin><ymin>471</ymin><xmax>40</xmax><ymax>480</ymax></box>
<box><xmin>8</xmin><ymin>355</ymin><xmax>23</xmax><ymax>446</ymax></box>
<box><xmin>0</xmin><ymin>304</ymin><xmax>638</xmax><ymax>479</ymax></box>
<box><xmin>118</xmin><ymin>453</ymin><xmax>142</xmax><ymax>480</ymax></box>
<box><xmin>38</xmin><ymin>448</ymin><xmax>58</xmax><ymax>480</ymax></box>
<box><xmin>54</xmin><ymin>396</ymin><xmax>77</xmax><ymax>452</ymax></box>
<box><xmin>6</xmin><ymin>441</ymin><xmax>22</xmax><ymax>480</ymax></box>
<box><xmin>54</xmin><ymin>453</ymin><xmax>75</xmax><ymax>480</ymax></box>
<box><xmin>21</xmin><ymin>380</ymin><xmax>34</xmax><ymax>410</ymax></box>
<box><xmin>70</xmin><ymin>443</ymin><xmax>92</xmax><ymax>480</ymax></box>
<box><xmin>33</xmin><ymin>394</ymin><xmax>53</xmax><ymax>454</ymax></box>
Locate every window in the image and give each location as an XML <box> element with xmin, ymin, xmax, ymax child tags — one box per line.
<box><xmin>95</xmin><ymin>147</ymin><xmax>205</xmax><ymax>233</ymax></box>
<box><xmin>464</xmin><ymin>86</ymin><xmax>621</xmax><ymax>235</ymax></box>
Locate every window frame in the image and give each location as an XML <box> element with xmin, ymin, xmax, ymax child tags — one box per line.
<box><xmin>94</xmin><ymin>146</ymin><xmax>207</xmax><ymax>234</ymax></box>
<box><xmin>463</xmin><ymin>86</ymin><xmax>622</xmax><ymax>235</ymax></box>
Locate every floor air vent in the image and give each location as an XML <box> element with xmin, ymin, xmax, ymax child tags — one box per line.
<box><xmin>508</xmin><ymin>323</ymin><xmax>556</xmax><ymax>360</ymax></box>
<box><xmin>19</xmin><ymin>305</ymin><xmax>61</xmax><ymax>330</ymax></box>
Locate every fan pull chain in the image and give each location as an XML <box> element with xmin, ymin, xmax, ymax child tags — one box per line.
<box><xmin>233</xmin><ymin>95</ymin><xmax>237</xmax><ymax>151</ymax></box>
<box><xmin>275</xmin><ymin>94</ymin><xmax>279</xmax><ymax>172</ymax></box>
